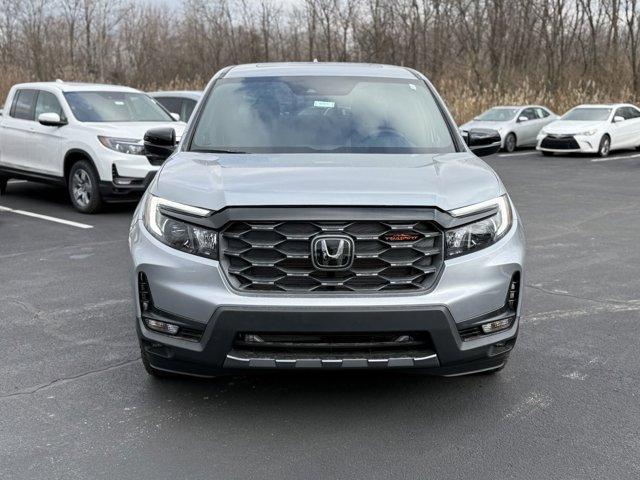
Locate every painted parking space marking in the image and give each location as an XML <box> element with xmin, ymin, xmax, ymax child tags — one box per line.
<box><xmin>0</xmin><ymin>205</ymin><xmax>93</xmax><ymax>229</ymax></box>
<box><xmin>591</xmin><ymin>153</ymin><xmax>640</xmax><ymax>162</ymax></box>
<box><xmin>496</xmin><ymin>151</ymin><xmax>640</xmax><ymax>162</ymax></box>
<box><xmin>497</xmin><ymin>151</ymin><xmax>537</xmax><ymax>157</ymax></box>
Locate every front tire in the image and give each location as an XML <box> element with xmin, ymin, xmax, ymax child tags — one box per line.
<box><xmin>598</xmin><ymin>135</ymin><xmax>611</xmax><ymax>158</ymax></box>
<box><xmin>68</xmin><ymin>160</ymin><xmax>104</xmax><ymax>213</ymax></box>
<box><xmin>504</xmin><ymin>133</ymin><xmax>517</xmax><ymax>153</ymax></box>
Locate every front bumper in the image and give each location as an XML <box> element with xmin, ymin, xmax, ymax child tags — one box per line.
<box><xmin>94</xmin><ymin>147</ymin><xmax>163</xmax><ymax>202</ymax></box>
<box><xmin>99</xmin><ymin>170</ymin><xmax>156</xmax><ymax>203</ymax></box>
<box><xmin>130</xmin><ymin>210</ymin><xmax>525</xmax><ymax>377</ymax></box>
<box><xmin>138</xmin><ymin>306</ymin><xmax>518</xmax><ymax>377</ymax></box>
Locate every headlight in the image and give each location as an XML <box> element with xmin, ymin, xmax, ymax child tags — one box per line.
<box><xmin>576</xmin><ymin>129</ymin><xmax>597</xmax><ymax>136</ymax></box>
<box><xmin>540</xmin><ymin>128</ymin><xmax>548</xmax><ymax>135</ymax></box>
<box><xmin>445</xmin><ymin>195</ymin><xmax>513</xmax><ymax>258</ymax></box>
<box><xmin>143</xmin><ymin>194</ymin><xmax>217</xmax><ymax>259</ymax></box>
<box><xmin>98</xmin><ymin>136</ymin><xmax>145</xmax><ymax>155</ymax></box>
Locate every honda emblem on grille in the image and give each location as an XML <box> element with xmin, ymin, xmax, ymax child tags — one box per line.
<box><xmin>311</xmin><ymin>235</ymin><xmax>355</xmax><ymax>270</ymax></box>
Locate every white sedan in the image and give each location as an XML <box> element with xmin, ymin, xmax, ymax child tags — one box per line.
<box><xmin>537</xmin><ymin>104</ymin><xmax>640</xmax><ymax>157</ymax></box>
<box><xmin>460</xmin><ymin>105</ymin><xmax>557</xmax><ymax>153</ymax></box>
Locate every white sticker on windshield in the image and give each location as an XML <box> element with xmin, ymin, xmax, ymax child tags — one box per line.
<box><xmin>409</xmin><ymin>84</ymin><xmax>417</xmax><ymax>91</ymax></box>
<box><xmin>314</xmin><ymin>100</ymin><xmax>335</xmax><ymax>108</ymax></box>
<box><xmin>114</xmin><ymin>101</ymin><xmax>125</xmax><ymax>105</ymax></box>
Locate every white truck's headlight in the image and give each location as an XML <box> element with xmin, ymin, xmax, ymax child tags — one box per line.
<box><xmin>98</xmin><ymin>136</ymin><xmax>145</xmax><ymax>155</ymax></box>
<box><xmin>445</xmin><ymin>195</ymin><xmax>513</xmax><ymax>258</ymax></box>
<box><xmin>143</xmin><ymin>194</ymin><xmax>217</xmax><ymax>259</ymax></box>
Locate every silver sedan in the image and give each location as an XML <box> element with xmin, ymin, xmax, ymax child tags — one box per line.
<box><xmin>460</xmin><ymin>105</ymin><xmax>558</xmax><ymax>153</ymax></box>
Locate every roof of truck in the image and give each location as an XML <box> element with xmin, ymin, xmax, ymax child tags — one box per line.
<box><xmin>225</xmin><ymin>62</ymin><xmax>418</xmax><ymax>79</ymax></box>
<box><xmin>10</xmin><ymin>81</ymin><xmax>140</xmax><ymax>93</ymax></box>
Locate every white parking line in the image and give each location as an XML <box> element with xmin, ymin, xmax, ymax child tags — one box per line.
<box><xmin>497</xmin><ymin>151</ymin><xmax>537</xmax><ymax>157</ymax></box>
<box><xmin>591</xmin><ymin>153</ymin><xmax>640</xmax><ymax>162</ymax></box>
<box><xmin>0</xmin><ymin>205</ymin><xmax>93</xmax><ymax>229</ymax></box>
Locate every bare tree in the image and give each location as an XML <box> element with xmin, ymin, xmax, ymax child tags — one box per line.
<box><xmin>624</xmin><ymin>0</ymin><xmax>640</xmax><ymax>95</ymax></box>
<box><xmin>2</xmin><ymin>0</ymin><xmax>640</xmax><ymax>121</ymax></box>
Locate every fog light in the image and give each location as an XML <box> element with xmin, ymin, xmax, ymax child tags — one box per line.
<box><xmin>114</xmin><ymin>178</ymin><xmax>134</xmax><ymax>186</ymax></box>
<box><xmin>481</xmin><ymin>318</ymin><xmax>512</xmax><ymax>334</ymax></box>
<box><xmin>145</xmin><ymin>318</ymin><xmax>179</xmax><ymax>335</ymax></box>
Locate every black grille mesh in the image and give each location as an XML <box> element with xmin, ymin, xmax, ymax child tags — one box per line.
<box><xmin>541</xmin><ymin>135</ymin><xmax>580</xmax><ymax>150</ymax></box>
<box><xmin>220</xmin><ymin>221</ymin><xmax>442</xmax><ymax>293</ymax></box>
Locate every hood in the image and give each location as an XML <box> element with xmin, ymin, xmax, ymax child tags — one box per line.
<box><xmin>460</xmin><ymin>120</ymin><xmax>510</xmax><ymax>131</ymax></box>
<box><xmin>153</xmin><ymin>152</ymin><xmax>503</xmax><ymax>212</ymax></box>
<box><xmin>83</xmin><ymin>121</ymin><xmax>187</xmax><ymax>141</ymax></box>
<box><xmin>543</xmin><ymin>120</ymin><xmax>602</xmax><ymax>135</ymax></box>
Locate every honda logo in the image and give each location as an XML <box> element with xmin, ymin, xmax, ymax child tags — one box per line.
<box><xmin>311</xmin><ymin>235</ymin><xmax>354</xmax><ymax>270</ymax></box>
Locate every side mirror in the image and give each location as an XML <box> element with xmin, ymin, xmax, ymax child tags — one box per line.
<box><xmin>170</xmin><ymin>112</ymin><xmax>181</xmax><ymax>121</ymax></box>
<box><xmin>462</xmin><ymin>128</ymin><xmax>502</xmax><ymax>157</ymax></box>
<box><xmin>613</xmin><ymin>115</ymin><xmax>625</xmax><ymax>123</ymax></box>
<box><xmin>144</xmin><ymin>127</ymin><xmax>176</xmax><ymax>164</ymax></box>
<box><xmin>38</xmin><ymin>112</ymin><xmax>67</xmax><ymax>127</ymax></box>
<box><xmin>518</xmin><ymin>116</ymin><xmax>529</xmax><ymax>122</ymax></box>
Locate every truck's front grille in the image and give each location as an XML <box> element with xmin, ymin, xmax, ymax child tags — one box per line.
<box><xmin>220</xmin><ymin>220</ymin><xmax>443</xmax><ymax>293</ymax></box>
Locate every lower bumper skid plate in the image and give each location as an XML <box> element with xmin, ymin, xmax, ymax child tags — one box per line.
<box><xmin>224</xmin><ymin>352</ymin><xmax>439</xmax><ymax>369</ymax></box>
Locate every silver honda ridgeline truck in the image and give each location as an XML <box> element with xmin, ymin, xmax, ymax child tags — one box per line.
<box><xmin>130</xmin><ymin>63</ymin><xmax>524</xmax><ymax>378</ymax></box>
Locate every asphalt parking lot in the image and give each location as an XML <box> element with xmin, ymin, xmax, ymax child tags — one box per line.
<box><xmin>2</xmin><ymin>149</ymin><xmax>640</xmax><ymax>479</ymax></box>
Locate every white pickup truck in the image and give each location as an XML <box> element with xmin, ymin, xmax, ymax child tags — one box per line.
<box><xmin>0</xmin><ymin>81</ymin><xmax>185</xmax><ymax>213</ymax></box>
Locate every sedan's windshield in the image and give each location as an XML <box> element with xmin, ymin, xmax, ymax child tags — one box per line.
<box><xmin>64</xmin><ymin>91</ymin><xmax>174</xmax><ymax>122</ymax></box>
<box><xmin>189</xmin><ymin>76</ymin><xmax>455</xmax><ymax>153</ymax></box>
<box><xmin>475</xmin><ymin>108</ymin><xmax>519</xmax><ymax>121</ymax></box>
<box><xmin>562</xmin><ymin>108</ymin><xmax>612</xmax><ymax>122</ymax></box>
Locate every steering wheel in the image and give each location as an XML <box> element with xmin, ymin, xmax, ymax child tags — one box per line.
<box><xmin>362</xmin><ymin>126</ymin><xmax>412</xmax><ymax>148</ymax></box>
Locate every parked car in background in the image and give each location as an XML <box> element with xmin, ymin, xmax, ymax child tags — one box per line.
<box><xmin>149</xmin><ymin>90</ymin><xmax>202</xmax><ymax>122</ymax></box>
<box><xmin>130</xmin><ymin>63</ymin><xmax>523</xmax><ymax>379</ymax></box>
<box><xmin>537</xmin><ymin>104</ymin><xmax>640</xmax><ymax>157</ymax></box>
<box><xmin>0</xmin><ymin>81</ymin><xmax>186</xmax><ymax>213</ymax></box>
<box><xmin>460</xmin><ymin>105</ymin><xmax>558</xmax><ymax>153</ymax></box>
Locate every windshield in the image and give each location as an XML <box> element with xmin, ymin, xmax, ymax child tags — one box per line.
<box><xmin>562</xmin><ymin>108</ymin><xmax>611</xmax><ymax>122</ymax></box>
<box><xmin>64</xmin><ymin>91</ymin><xmax>174</xmax><ymax>122</ymax></box>
<box><xmin>189</xmin><ymin>76</ymin><xmax>455</xmax><ymax>153</ymax></box>
<box><xmin>475</xmin><ymin>108</ymin><xmax>519</xmax><ymax>121</ymax></box>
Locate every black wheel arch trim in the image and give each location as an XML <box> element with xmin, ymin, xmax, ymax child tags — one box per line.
<box><xmin>63</xmin><ymin>149</ymin><xmax>100</xmax><ymax>184</ymax></box>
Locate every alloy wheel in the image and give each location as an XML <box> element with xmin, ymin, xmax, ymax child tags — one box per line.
<box><xmin>505</xmin><ymin>134</ymin><xmax>516</xmax><ymax>153</ymax></box>
<box><xmin>72</xmin><ymin>169</ymin><xmax>92</xmax><ymax>208</ymax></box>
<box><xmin>600</xmin><ymin>137</ymin><xmax>610</xmax><ymax>157</ymax></box>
